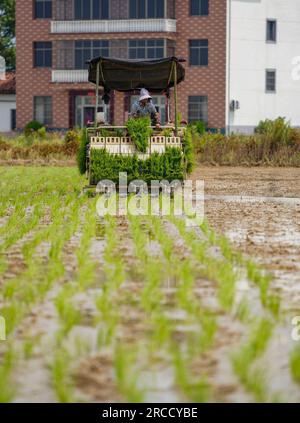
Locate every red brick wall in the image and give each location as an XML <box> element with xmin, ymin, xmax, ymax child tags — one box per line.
<box><xmin>16</xmin><ymin>0</ymin><xmax>226</xmax><ymax>129</ymax></box>
<box><xmin>176</xmin><ymin>0</ymin><xmax>227</xmax><ymax>128</ymax></box>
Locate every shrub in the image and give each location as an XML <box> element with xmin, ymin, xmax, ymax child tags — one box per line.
<box><xmin>24</xmin><ymin>121</ymin><xmax>43</xmax><ymax>137</ymax></box>
<box><xmin>77</xmin><ymin>130</ymin><xmax>89</xmax><ymax>175</ymax></box>
<box><xmin>255</xmin><ymin>117</ymin><xmax>291</xmax><ymax>149</ymax></box>
<box><xmin>183</xmin><ymin>128</ymin><xmax>195</xmax><ymax>174</ymax></box>
<box><xmin>36</xmin><ymin>127</ymin><xmax>47</xmax><ymax>140</ymax></box>
<box><xmin>126</xmin><ymin>117</ymin><xmax>152</xmax><ymax>153</ymax></box>
<box><xmin>89</xmin><ymin>147</ymin><xmax>185</xmax><ymax>185</ymax></box>
<box><xmin>190</xmin><ymin>120</ymin><xmax>206</xmax><ymax>136</ymax></box>
<box><xmin>161</xmin><ymin>128</ymin><xmax>173</xmax><ymax>137</ymax></box>
<box><xmin>64</xmin><ymin>130</ymin><xmax>80</xmax><ymax>144</ymax></box>
<box><xmin>0</xmin><ymin>140</ymin><xmax>10</xmax><ymax>151</ymax></box>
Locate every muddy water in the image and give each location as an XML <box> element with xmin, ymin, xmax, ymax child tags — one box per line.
<box><xmin>194</xmin><ymin>167</ymin><xmax>300</xmax><ymax>313</ymax></box>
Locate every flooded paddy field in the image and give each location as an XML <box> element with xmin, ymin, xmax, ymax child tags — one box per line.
<box><xmin>0</xmin><ymin>166</ymin><xmax>300</xmax><ymax>403</ymax></box>
<box><xmin>199</xmin><ymin>167</ymin><xmax>300</xmax><ymax>313</ymax></box>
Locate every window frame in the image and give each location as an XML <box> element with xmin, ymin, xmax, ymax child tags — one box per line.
<box><xmin>34</xmin><ymin>96</ymin><xmax>53</xmax><ymax>125</ymax></box>
<box><xmin>188</xmin><ymin>95</ymin><xmax>208</xmax><ymax>124</ymax></box>
<box><xmin>128</xmin><ymin>39</ymin><xmax>166</xmax><ymax>60</ymax></box>
<box><xmin>74</xmin><ymin>0</ymin><xmax>109</xmax><ymax>20</ymax></box>
<box><xmin>190</xmin><ymin>0</ymin><xmax>209</xmax><ymax>17</ymax></box>
<box><xmin>34</xmin><ymin>0</ymin><xmax>52</xmax><ymax>19</ymax></box>
<box><xmin>266</xmin><ymin>19</ymin><xmax>277</xmax><ymax>43</ymax></box>
<box><xmin>74</xmin><ymin>40</ymin><xmax>109</xmax><ymax>69</ymax></box>
<box><xmin>265</xmin><ymin>69</ymin><xmax>276</xmax><ymax>93</ymax></box>
<box><xmin>129</xmin><ymin>0</ymin><xmax>165</xmax><ymax>19</ymax></box>
<box><xmin>189</xmin><ymin>39</ymin><xmax>209</xmax><ymax>67</ymax></box>
<box><xmin>33</xmin><ymin>41</ymin><xmax>52</xmax><ymax>68</ymax></box>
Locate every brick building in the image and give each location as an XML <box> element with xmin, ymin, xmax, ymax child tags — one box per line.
<box><xmin>16</xmin><ymin>1</ymin><xmax>300</xmax><ymax>133</ymax></box>
<box><xmin>16</xmin><ymin>0</ymin><xmax>226</xmax><ymax>131</ymax></box>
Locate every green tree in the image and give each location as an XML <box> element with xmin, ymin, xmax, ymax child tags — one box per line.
<box><xmin>0</xmin><ymin>0</ymin><xmax>15</xmax><ymax>70</ymax></box>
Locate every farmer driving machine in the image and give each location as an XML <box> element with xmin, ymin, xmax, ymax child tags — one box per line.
<box><xmin>78</xmin><ymin>56</ymin><xmax>194</xmax><ymax>187</ymax></box>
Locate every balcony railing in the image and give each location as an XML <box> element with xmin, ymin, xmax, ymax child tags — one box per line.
<box><xmin>51</xmin><ymin>18</ymin><xmax>176</xmax><ymax>34</ymax></box>
<box><xmin>52</xmin><ymin>69</ymin><xmax>88</xmax><ymax>83</ymax></box>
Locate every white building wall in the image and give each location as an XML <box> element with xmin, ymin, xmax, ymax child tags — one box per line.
<box><xmin>0</xmin><ymin>95</ymin><xmax>16</xmax><ymax>132</ymax></box>
<box><xmin>227</xmin><ymin>0</ymin><xmax>300</xmax><ymax>133</ymax></box>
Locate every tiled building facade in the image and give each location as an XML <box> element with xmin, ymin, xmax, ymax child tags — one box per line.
<box><xmin>16</xmin><ymin>0</ymin><xmax>226</xmax><ymax>130</ymax></box>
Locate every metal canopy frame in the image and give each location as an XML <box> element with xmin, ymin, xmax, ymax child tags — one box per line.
<box><xmin>89</xmin><ymin>57</ymin><xmax>185</xmax><ymax>136</ymax></box>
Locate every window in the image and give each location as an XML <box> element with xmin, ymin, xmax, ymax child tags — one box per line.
<box><xmin>189</xmin><ymin>39</ymin><xmax>208</xmax><ymax>66</ymax></box>
<box><xmin>11</xmin><ymin>109</ymin><xmax>16</xmax><ymax>131</ymax></box>
<box><xmin>34</xmin><ymin>97</ymin><xmax>52</xmax><ymax>125</ymax></box>
<box><xmin>74</xmin><ymin>0</ymin><xmax>109</xmax><ymax>20</ymax></box>
<box><xmin>35</xmin><ymin>0</ymin><xmax>52</xmax><ymax>19</ymax></box>
<box><xmin>34</xmin><ymin>42</ymin><xmax>52</xmax><ymax>67</ymax></box>
<box><xmin>266</xmin><ymin>70</ymin><xmax>276</xmax><ymax>92</ymax></box>
<box><xmin>75</xmin><ymin>41</ymin><xmax>109</xmax><ymax>69</ymax></box>
<box><xmin>190</xmin><ymin>0</ymin><xmax>209</xmax><ymax>16</ymax></box>
<box><xmin>266</xmin><ymin>19</ymin><xmax>277</xmax><ymax>42</ymax></box>
<box><xmin>75</xmin><ymin>95</ymin><xmax>109</xmax><ymax>127</ymax></box>
<box><xmin>129</xmin><ymin>39</ymin><xmax>165</xmax><ymax>59</ymax></box>
<box><xmin>188</xmin><ymin>96</ymin><xmax>208</xmax><ymax>123</ymax></box>
<box><xmin>129</xmin><ymin>0</ymin><xmax>164</xmax><ymax>19</ymax></box>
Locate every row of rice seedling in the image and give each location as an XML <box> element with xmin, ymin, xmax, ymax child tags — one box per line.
<box><xmin>126</xmin><ymin>214</ymin><xmax>214</xmax><ymax>401</ymax></box>
<box><xmin>170</xmin><ymin>216</ymin><xmax>237</xmax><ymax>312</ymax></box>
<box><xmin>208</xmin><ymin>231</ymin><xmax>281</xmax><ymax>319</ymax></box>
<box><xmin>166</xmin><ymin>215</ymin><xmax>282</xmax><ymax>401</ymax></box>
<box><xmin>0</xmin><ymin>168</ymin><xmax>84</xmax><ymax>402</ymax></box>
<box><xmin>50</xmin><ymin>200</ymin><xmax>100</xmax><ymax>402</ymax></box>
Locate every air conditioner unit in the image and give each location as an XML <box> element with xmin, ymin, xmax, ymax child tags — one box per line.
<box><xmin>230</xmin><ymin>100</ymin><xmax>240</xmax><ymax>111</ymax></box>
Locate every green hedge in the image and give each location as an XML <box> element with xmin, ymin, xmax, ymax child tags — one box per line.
<box><xmin>77</xmin><ymin>130</ymin><xmax>89</xmax><ymax>174</ymax></box>
<box><xmin>89</xmin><ymin>147</ymin><xmax>185</xmax><ymax>185</ymax></box>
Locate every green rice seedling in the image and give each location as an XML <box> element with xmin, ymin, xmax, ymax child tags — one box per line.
<box><xmin>150</xmin><ymin>217</ymin><xmax>174</xmax><ymax>264</ymax></box>
<box><xmin>102</xmin><ymin>215</ymin><xmax>126</xmax><ymax>289</ymax></box>
<box><xmin>0</xmin><ymin>346</ymin><xmax>17</xmax><ymax>403</ymax></box>
<box><xmin>150</xmin><ymin>311</ymin><xmax>172</xmax><ymax>347</ymax></box>
<box><xmin>198</xmin><ymin>310</ymin><xmax>218</xmax><ymax>353</ymax></box>
<box><xmin>55</xmin><ymin>287</ymin><xmax>81</xmax><ymax>337</ymax></box>
<box><xmin>94</xmin><ymin>214</ymin><xmax>126</xmax><ymax>347</ymax></box>
<box><xmin>231</xmin><ymin>318</ymin><xmax>274</xmax><ymax>401</ymax></box>
<box><xmin>213</xmin><ymin>260</ymin><xmax>237</xmax><ymax>311</ymax></box>
<box><xmin>23</xmin><ymin>335</ymin><xmax>41</xmax><ymax>360</ymax></box>
<box><xmin>0</xmin><ymin>302</ymin><xmax>25</xmax><ymax>336</ymax></box>
<box><xmin>96</xmin><ymin>316</ymin><xmax>119</xmax><ymax>348</ymax></box>
<box><xmin>235</xmin><ymin>298</ymin><xmax>251</xmax><ymax>324</ymax></box>
<box><xmin>150</xmin><ymin>216</ymin><xmax>219</xmax><ymax>355</ymax></box>
<box><xmin>289</xmin><ymin>345</ymin><xmax>300</xmax><ymax>385</ymax></box>
<box><xmin>140</xmin><ymin>259</ymin><xmax>165</xmax><ymax>313</ymax></box>
<box><xmin>128</xmin><ymin>214</ymin><xmax>148</xmax><ymax>263</ymax></box>
<box><xmin>200</xmin><ymin>220</ymin><xmax>281</xmax><ymax>319</ymax></box>
<box><xmin>172</xmin><ymin>345</ymin><xmax>210</xmax><ymax>402</ymax></box>
<box><xmin>246</xmin><ymin>260</ymin><xmax>280</xmax><ymax>317</ymax></box>
<box><xmin>114</xmin><ymin>343</ymin><xmax>145</xmax><ymax>403</ymax></box>
<box><xmin>170</xmin><ymin>216</ymin><xmax>237</xmax><ymax>312</ymax></box>
<box><xmin>74</xmin><ymin>198</ymin><xmax>98</xmax><ymax>290</ymax></box>
<box><xmin>0</xmin><ymin>195</ymin><xmax>82</xmax><ymax>338</ymax></box>
<box><xmin>243</xmin><ymin>366</ymin><xmax>269</xmax><ymax>402</ymax></box>
<box><xmin>51</xmin><ymin>349</ymin><xmax>75</xmax><ymax>403</ymax></box>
